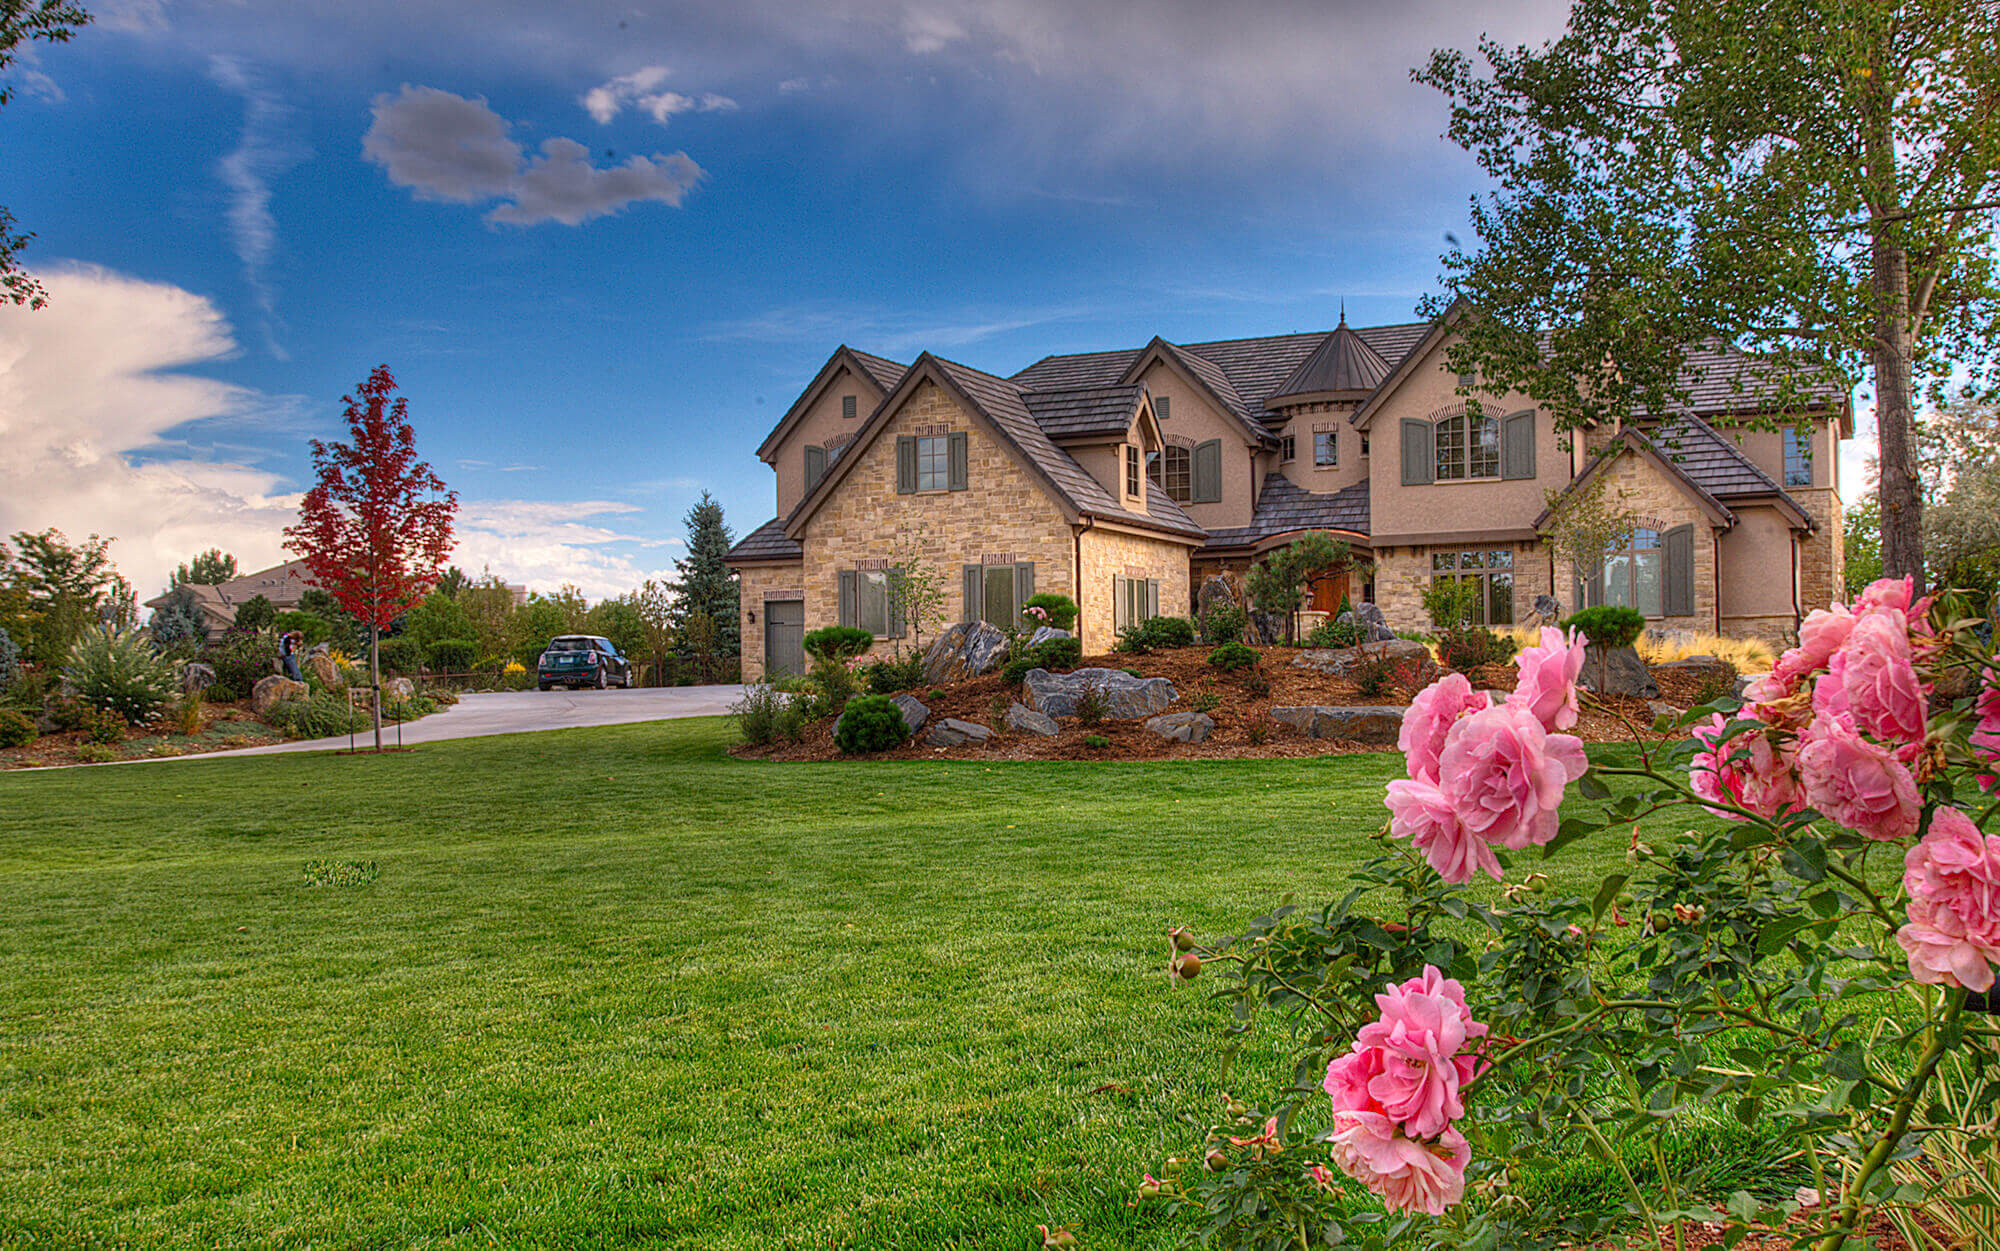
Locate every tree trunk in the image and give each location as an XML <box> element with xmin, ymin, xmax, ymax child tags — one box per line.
<box><xmin>369</xmin><ymin>620</ymin><xmax>383</xmax><ymax>753</ymax></box>
<box><xmin>1862</xmin><ymin>32</ymin><xmax>1924</xmax><ymax>584</ymax></box>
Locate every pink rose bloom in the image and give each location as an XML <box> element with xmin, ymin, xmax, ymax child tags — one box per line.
<box><xmin>1508</xmin><ymin>627</ymin><xmax>1586</xmax><ymax>732</ymax></box>
<box><xmin>1775</xmin><ymin>603</ymin><xmax>1855</xmax><ymax>686</ymax></box>
<box><xmin>1797</xmin><ymin>713</ymin><xmax>1923</xmax><ymax>841</ymax></box>
<box><xmin>1399</xmin><ymin>673</ymin><xmax>1491</xmax><ymax>786</ymax></box>
<box><xmin>1323</xmin><ymin>1037</ymin><xmax>1388</xmax><ymax>1116</ymax></box>
<box><xmin>1972</xmin><ymin>669</ymin><xmax>2000</xmax><ymax>793</ymax></box>
<box><xmin>1897</xmin><ymin>806</ymin><xmax>2000</xmax><ymax>992</ymax></box>
<box><xmin>1328</xmin><ymin>1112</ymin><xmax>1470</xmax><ymax>1216</ymax></box>
<box><xmin>1820</xmin><ymin>609</ymin><xmax>1928</xmax><ymax>752</ymax></box>
<box><xmin>1387</xmin><ymin>778</ymin><xmax>1498</xmax><ymax>883</ymax></box>
<box><xmin>1352</xmin><ymin>967</ymin><xmax>1489</xmax><ymax>1138</ymax></box>
<box><xmin>1690</xmin><ymin>712</ymin><xmax>1802</xmax><ymax>821</ymax></box>
<box><xmin>1438</xmin><ymin>703</ymin><xmax>1589</xmax><ymax>853</ymax></box>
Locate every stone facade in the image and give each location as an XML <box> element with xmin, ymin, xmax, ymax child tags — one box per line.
<box><xmin>1372</xmin><ymin>539</ymin><xmax>1552</xmax><ymax>635</ymax></box>
<box><xmin>1552</xmin><ymin>450</ymin><xmax>1720</xmax><ymax>633</ymax></box>
<box><xmin>1077</xmin><ymin>524</ymin><xmax>1195</xmax><ymax>654</ymax></box>
<box><xmin>1793</xmin><ymin>487</ymin><xmax>1844</xmax><ymax>614</ymax></box>
<box><xmin>736</xmin><ymin>561</ymin><xmax>805</xmax><ymax>681</ymax></box>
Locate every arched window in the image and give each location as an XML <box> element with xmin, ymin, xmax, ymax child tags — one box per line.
<box><xmin>1601</xmin><ymin>529</ymin><xmax>1663</xmax><ymax>617</ymax></box>
<box><xmin>1434</xmin><ymin>413</ymin><xmax>1500</xmax><ymax>480</ymax></box>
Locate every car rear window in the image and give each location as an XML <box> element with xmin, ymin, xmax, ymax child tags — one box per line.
<box><xmin>547</xmin><ymin>638</ymin><xmax>596</xmax><ymax>652</ymax></box>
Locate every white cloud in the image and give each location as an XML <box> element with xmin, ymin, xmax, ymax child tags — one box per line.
<box><xmin>1839</xmin><ymin>401</ymin><xmax>1877</xmax><ymax>499</ymax></box>
<box><xmin>581</xmin><ymin>66</ymin><xmax>739</xmax><ymax>125</ymax></box>
<box><xmin>208</xmin><ymin>56</ymin><xmax>310</xmax><ymax>358</ymax></box>
<box><xmin>363</xmin><ymin>85</ymin><xmax>705</xmax><ymax>227</ymax></box>
<box><xmin>0</xmin><ymin>265</ymin><xmax>681</xmax><ymax>604</ymax></box>
<box><xmin>777</xmin><ymin>77</ymin><xmax>811</xmax><ymax>94</ymax></box>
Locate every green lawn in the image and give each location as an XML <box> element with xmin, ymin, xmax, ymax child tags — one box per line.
<box><xmin>0</xmin><ymin>721</ymin><xmax>1706</xmax><ymax>1249</ymax></box>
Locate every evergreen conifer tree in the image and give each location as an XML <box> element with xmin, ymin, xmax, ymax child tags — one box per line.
<box><xmin>670</xmin><ymin>492</ymin><xmax>738</xmax><ymax>663</ymax></box>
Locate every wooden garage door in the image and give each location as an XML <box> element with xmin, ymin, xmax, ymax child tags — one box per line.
<box><xmin>764</xmin><ymin>599</ymin><xmax>805</xmax><ymax>679</ymax></box>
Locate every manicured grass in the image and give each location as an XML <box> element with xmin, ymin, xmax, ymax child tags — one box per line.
<box><xmin>0</xmin><ymin>721</ymin><xmax>1732</xmax><ymax>1249</ymax></box>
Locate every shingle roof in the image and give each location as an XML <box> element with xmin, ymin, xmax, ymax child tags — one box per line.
<box><xmin>726</xmin><ymin>516</ymin><xmax>803</xmax><ymax>563</ymax></box>
<box><xmin>1667</xmin><ymin>341</ymin><xmax>1851</xmax><ymax>413</ymax></box>
<box><xmin>847</xmin><ymin>348</ymin><xmax>908</xmax><ymax>395</ymax></box>
<box><xmin>1267</xmin><ymin>320</ymin><xmax>1394</xmax><ymax>399</ymax></box>
<box><xmin>1201</xmin><ymin>475</ymin><xmax>1372</xmax><ymax>549</ymax></box>
<box><xmin>1022</xmin><ymin>384</ymin><xmax>1146</xmax><ymax>439</ymax></box>
<box><xmin>755</xmin><ymin>345</ymin><xmax>908</xmax><ymax>461</ymax></box>
<box><xmin>1641</xmin><ymin>413</ymin><xmax>1797</xmax><ymax>502</ymax></box>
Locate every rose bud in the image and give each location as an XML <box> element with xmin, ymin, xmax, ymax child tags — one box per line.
<box><xmin>1170</xmin><ymin>927</ymin><xmax>1195</xmax><ymax>952</ymax></box>
<box><xmin>1205</xmin><ymin>1148</ymin><xmax>1229</xmax><ymax>1172</ymax></box>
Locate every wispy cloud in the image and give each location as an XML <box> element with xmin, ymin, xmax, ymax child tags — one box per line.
<box><xmin>581</xmin><ymin>66</ymin><xmax>738</xmax><ymax>125</ymax></box>
<box><xmin>702</xmin><ymin>300</ymin><xmax>1099</xmax><ymax>354</ymax></box>
<box><xmin>208</xmin><ymin>56</ymin><xmax>310</xmax><ymax>359</ymax></box>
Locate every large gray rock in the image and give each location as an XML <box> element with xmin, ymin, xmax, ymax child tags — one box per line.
<box><xmin>307</xmin><ymin>641</ymin><xmax>331</xmax><ymax>659</ymax></box>
<box><xmin>1024</xmin><ymin>667</ymin><xmax>1177</xmax><ymax>719</ymax></box>
<box><xmin>250</xmin><ymin>674</ymin><xmax>307</xmax><ymax>714</ymax></box>
<box><xmin>1270</xmin><ymin>704</ymin><xmax>1406</xmax><ymax>744</ymax></box>
<box><xmin>1654</xmin><ymin>655</ymin><xmax>1733</xmax><ymax>685</ymax></box>
<box><xmin>1335</xmin><ymin>601</ymin><xmax>1396</xmax><ymax>643</ymax></box>
<box><xmin>922</xmin><ymin>620</ymin><xmax>1011</xmax><ymax>686</ymax></box>
<box><xmin>1532</xmin><ymin>593</ymin><xmax>1563</xmax><ymax>624</ymax></box>
<box><xmin>1026</xmin><ymin>625</ymin><xmax>1071</xmax><ymax>650</ymax></box>
<box><xmin>1291</xmin><ymin>638</ymin><xmax>1439</xmax><ymax>687</ymax></box>
<box><xmin>1198</xmin><ymin>573</ymin><xmax>1237</xmax><ymax>620</ymax></box>
<box><xmin>1248</xmin><ymin>609</ymin><xmax>1286</xmax><ymax>646</ymax></box>
<box><xmin>834</xmin><ymin>693</ymin><xmax>928</xmax><ymax>743</ymax></box>
<box><xmin>923</xmin><ymin>717</ymin><xmax>993</xmax><ymax>747</ymax></box>
<box><xmin>1579</xmin><ymin>643</ymin><xmax>1659</xmax><ymax>699</ymax></box>
<box><xmin>382</xmin><ymin>677</ymin><xmax>416</xmax><ymax>703</ymax></box>
<box><xmin>306</xmin><ymin>652</ymin><xmax>344</xmax><ymax>690</ymax></box>
<box><xmin>1144</xmin><ymin>711</ymin><xmax>1214</xmax><ymax>744</ymax></box>
<box><xmin>1004</xmin><ymin>701</ymin><xmax>1058</xmax><ymax>737</ymax></box>
<box><xmin>181</xmin><ymin>662</ymin><xmax>216</xmax><ymax>695</ymax></box>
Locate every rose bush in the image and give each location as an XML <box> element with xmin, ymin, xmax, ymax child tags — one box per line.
<box><xmin>1143</xmin><ymin>580</ymin><xmax>2000</xmax><ymax>1251</ymax></box>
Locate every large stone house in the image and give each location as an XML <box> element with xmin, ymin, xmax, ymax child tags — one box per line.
<box><xmin>725</xmin><ymin>314</ymin><xmax>1850</xmax><ymax>679</ymax></box>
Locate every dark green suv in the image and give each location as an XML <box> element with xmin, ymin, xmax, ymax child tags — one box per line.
<box><xmin>536</xmin><ymin>635</ymin><xmax>632</xmax><ymax>690</ymax></box>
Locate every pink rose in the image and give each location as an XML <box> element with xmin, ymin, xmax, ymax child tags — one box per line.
<box><xmin>1690</xmin><ymin>712</ymin><xmax>1802</xmax><ymax>821</ymax></box>
<box><xmin>1386</xmin><ymin>778</ymin><xmax>1497</xmax><ymax>884</ymax></box>
<box><xmin>1400</xmin><ymin>673</ymin><xmax>1491</xmax><ymax>785</ymax></box>
<box><xmin>1896</xmin><ymin>806</ymin><xmax>2000</xmax><ymax>992</ymax></box>
<box><xmin>1797</xmin><ymin>713</ymin><xmax>1923</xmax><ymax>841</ymax></box>
<box><xmin>1352</xmin><ymin>967</ymin><xmax>1489</xmax><ymax>1138</ymax></box>
<box><xmin>1775</xmin><ymin>603</ymin><xmax>1855</xmax><ymax>686</ymax></box>
<box><xmin>1972</xmin><ymin>669</ymin><xmax>2000</xmax><ymax>794</ymax></box>
<box><xmin>1820</xmin><ymin>609</ymin><xmax>1928</xmax><ymax>753</ymax></box>
<box><xmin>1507</xmin><ymin>627</ymin><xmax>1586</xmax><ymax>732</ymax></box>
<box><xmin>1437</xmin><ymin>703</ymin><xmax>1589</xmax><ymax>853</ymax></box>
<box><xmin>1327</xmin><ymin>1112</ymin><xmax>1469</xmax><ymax>1216</ymax></box>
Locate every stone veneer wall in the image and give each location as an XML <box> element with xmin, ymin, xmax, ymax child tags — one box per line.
<box><xmin>1792</xmin><ymin>487</ymin><xmax>1844</xmax><ymax>613</ymax></box>
<box><xmin>735</xmin><ymin>561</ymin><xmax>804</xmax><ymax>681</ymax></box>
<box><xmin>1077</xmin><ymin>526</ymin><xmax>1195</xmax><ymax>655</ymax></box>
<box><xmin>798</xmin><ymin>379</ymin><xmax>1078</xmax><ymax>647</ymax></box>
<box><xmin>1372</xmin><ymin>541</ymin><xmax>1554</xmax><ymax>634</ymax></box>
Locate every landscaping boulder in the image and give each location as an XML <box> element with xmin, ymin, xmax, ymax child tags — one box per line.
<box><xmin>1023</xmin><ymin>667</ymin><xmax>1177</xmax><ymax>719</ymax></box>
<box><xmin>1248</xmin><ymin>609</ymin><xmax>1286</xmax><ymax>645</ymax></box>
<box><xmin>1334</xmin><ymin>601</ymin><xmax>1396</xmax><ymax>643</ymax></box>
<box><xmin>1646</xmin><ymin>700</ymin><xmax>1683</xmax><ymax>722</ymax></box>
<box><xmin>1026</xmin><ymin>625</ymin><xmax>1071</xmax><ymax>650</ymax></box>
<box><xmin>1532</xmin><ymin>593</ymin><xmax>1564</xmax><ymax>623</ymax></box>
<box><xmin>1579</xmin><ymin>644</ymin><xmax>1660</xmax><ymax>699</ymax></box>
<box><xmin>834</xmin><ymin>693</ymin><xmax>928</xmax><ymax>744</ymax></box>
<box><xmin>1654</xmin><ymin>654</ymin><xmax>1731</xmax><ymax>682</ymax></box>
<box><xmin>1291</xmin><ymin>638</ymin><xmax>1439</xmax><ymax>687</ymax></box>
<box><xmin>181</xmin><ymin>662</ymin><xmax>216</xmax><ymax>695</ymax></box>
<box><xmin>923</xmin><ymin>717</ymin><xmax>993</xmax><ymax>747</ymax></box>
<box><xmin>1270</xmin><ymin>704</ymin><xmax>1406</xmax><ymax>744</ymax></box>
<box><xmin>1198</xmin><ymin>573</ymin><xmax>1237</xmax><ymax>620</ymax></box>
<box><xmin>1004</xmin><ymin>701</ymin><xmax>1058</xmax><ymax>737</ymax></box>
<box><xmin>307</xmin><ymin>642</ymin><xmax>330</xmax><ymax>658</ymax></box>
<box><xmin>383</xmin><ymin>677</ymin><xmax>416</xmax><ymax>703</ymax></box>
<box><xmin>306</xmin><ymin>652</ymin><xmax>344</xmax><ymax>689</ymax></box>
<box><xmin>1144</xmin><ymin>710</ymin><xmax>1214</xmax><ymax>744</ymax></box>
<box><xmin>250</xmin><ymin>674</ymin><xmax>307</xmax><ymax>715</ymax></box>
<box><xmin>922</xmin><ymin>620</ymin><xmax>1010</xmax><ymax>685</ymax></box>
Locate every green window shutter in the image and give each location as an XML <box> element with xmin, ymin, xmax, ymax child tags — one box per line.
<box><xmin>1663</xmin><ymin>524</ymin><xmax>1695</xmax><ymax>618</ymax></box>
<box><xmin>962</xmin><ymin>565</ymin><xmax>982</xmax><ymax>624</ymax></box>
<box><xmin>838</xmin><ymin>570</ymin><xmax>858</xmax><ymax>629</ymax></box>
<box><xmin>1154</xmin><ymin>396</ymin><xmax>1170</xmax><ymax>423</ymax></box>
<box><xmin>1145</xmin><ymin>579</ymin><xmax>1159</xmax><ymax>620</ymax></box>
<box><xmin>804</xmin><ymin>444</ymin><xmax>828</xmax><ymax>493</ymax></box>
<box><xmin>1401</xmin><ymin>419</ymin><xmax>1434</xmax><ymax>486</ymax></box>
<box><xmin>1112</xmin><ymin>575</ymin><xmax>1127</xmax><ymax>633</ymax></box>
<box><xmin>1501</xmin><ymin>411</ymin><xmax>1535</xmax><ymax>480</ymax></box>
<box><xmin>1192</xmin><ymin>439</ymin><xmax>1222</xmax><ymax>503</ymax></box>
<box><xmin>896</xmin><ymin>436</ymin><xmax>917</xmax><ymax>494</ymax></box>
<box><xmin>1015</xmin><ymin>562</ymin><xmax>1035</xmax><ymax>612</ymax></box>
<box><xmin>947</xmin><ymin>432</ymin><xmax>969</xmax><ymax>491</ymax></box>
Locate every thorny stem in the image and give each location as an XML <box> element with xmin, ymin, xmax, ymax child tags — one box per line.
<box><xmin>1564</xmin><ymin>1088</ymin><xmax>1663</xmax><ymax>1244</ymax></box>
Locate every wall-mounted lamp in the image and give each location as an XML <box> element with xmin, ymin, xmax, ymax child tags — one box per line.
<box><xmin>747</xmin><ymin>608</ymin><xmax>758</xmax><ymax>624</ymax></box>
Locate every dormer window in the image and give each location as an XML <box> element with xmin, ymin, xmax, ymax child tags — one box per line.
<box><xmin>1125</xmin><ymin>444</ymin><xmax>1142</xmax><ymax>497</ymax></box>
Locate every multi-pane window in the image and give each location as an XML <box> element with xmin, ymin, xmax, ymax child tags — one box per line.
<box><xmin>1783</xmin><ymin>426</ymin><xmax>1812</xmax><ymax>487</ymax></box>
<box><xmin>1430</xmin><ymin>549</ymin><xmax>1514</xmax><ymax>626</ymax></box>
<box><xmin>1151</xmin><ymin>445</ymin><xmax>1192</xmax><ymax>503</ymax></box>
<box><xmin>1125</xmin><ymin>444</ymin><xmax>1142</xmax><ymax>497</ymax></box>
<box><xmin>1112</xmin><ymin>575</ymin><xmax>1160</xmax><ymax>632</ymax></box>
<box><xmin>1280</xmin><ymin>434</ymin><xmax>1296</xmax><ymax>461</ymax></box>
<box><xmin>915</xmin><ymin>435</ymin><xmax>949</xmax><ymax>491</ymax></box>
<box><xmin>1314</xmin><ymin>430</ymin><xmax>1337</xmax><ymax>467</ymax></box>
<box><xmin>839</xmin><ymin>569</ymin><xmax>890</xmax><ymax>635</ymax></box>
<box><xmin>1435</xmin><ymin>414</ymin><xmax>1501</xmax><ymax>481</ymax></box>
<box><xmin>1602</xmin><ymin>529</ymin><xmax>1663</xmax><ymax>617</ymax></box>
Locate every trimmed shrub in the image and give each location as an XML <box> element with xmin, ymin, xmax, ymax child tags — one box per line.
<box><xmin>1200</xmin><ymin>603</ymin><xmax>1247</xmax><ymax>646</ymax></box>
<box><xmin>802</xmin><ymin>625</ymin><xmax>873</xmax><ymax>662</ymax></box>
<box><xmin>1561</xmin><ymin>604</ymin><xmax>1648</xmax><ymax>649</ymax></box>
<box><xmin>1208</xmin><ymin>642</ymin><xmax>1259</xmax><ymax>672</ymax></box>
<box><xmin>375</xmin><ymin>635</ymin><xmax>427</xmax><ymax>676</ymax></box>
<box><xmin>1303</xmin><ymin>618</ymin><xmax>1366</xmax><ymax>649</ymax></box>
<box><xmin>833</xmin><ymin>693</ymin><xmax>911</xmax><ymax>754</ymax></box>
<box><xmin>1082</xmin><ymin>734</ymin><xmax>1110</xmax><ymax>750</ymax></box>
<box><xmin>200</xmin><ymin>631</ymin><xmax>280</xmax><ymax>696</ymax></box>
<box><xmin>1035</xmin><ymin>636</ymin><xmax>1082</xmax><ymax>669</ymax></box>
<box><xmin>0</xmin><ymin>708</ymin><xmax>36</xmax><ymax>748</ymax></box>
<box><xmin>233</xmin><ymin>594</ymin><xmax>277</xmax><ymax>633</ymax></box>
<box><xmin>1021</xmin><ymin>592</ymin><xmax>1079</xmax><ymax>632</ymax></box>
<box><xmin>863</xmin><ymin>654</ymin><xmax>926</xmax><ymax>695</ymax></box>
<box><xmin>428</xmin><ymin>638</ymin><xmax>478</xmax><ymax>674</ymax></box>
<box><xmin>266</xmin><ymin>693</ymin><xmax>363</xmax><ymax>740</ymax></box>
<box><xmin>1115</xmin><ymin>616</ymin><xmax>1197</xmax><ymax>653</ymax></box>
<box><xmin>66</xmin><ymin>625</ymin><xmax>176</xmax><ymax>726</ymax></box>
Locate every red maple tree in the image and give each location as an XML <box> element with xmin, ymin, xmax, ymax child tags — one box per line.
<box><xmin>284</xmin><ymin>365</ymin><xmax>457</xmax><ymax>750</ymax></box>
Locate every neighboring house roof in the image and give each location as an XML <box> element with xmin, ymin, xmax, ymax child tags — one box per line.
<box><xmin>725</xmin><ymin>516</ymin><xmax>804</xmax><ymax>565</ymax></box>
<box><xmin>1266</xmin><ymin>317</ymin><xmax>1394</xmax><ymax>401</ymax></box>
<box><xmin>210</xmin><ymin>559</ymin><xmax>319</xmax><ymax>608</ymax></box>
<box><xmin>1201</xmin><ymin>475</ymin><xmax>1372</xmax><ymax>551</ymax></box>
<box><xmin>1021</xmin><ymin>383</ymin><xmax>1149</xmax><ymax>440</ymax></box>
<box><xmin>781</xmin><ymin>352</ymin><xmax>1207</xmax><ymax>546</ymax></box>
<box><xmin>754</xmin><ymin>345</ymin><xmax>909</xmax><ymax>462</ymax></box>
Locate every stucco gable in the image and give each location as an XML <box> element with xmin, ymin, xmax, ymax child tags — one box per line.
<box><xmin>755</xmin><ymin>345</ymin><xmax>906</xmax><ymax>464</ymax></box>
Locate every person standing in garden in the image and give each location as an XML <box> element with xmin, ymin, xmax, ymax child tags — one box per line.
<box><xmin>279</xmin><ymin>629</ymin><xmax>303</xmax><ymax>683</ymax></box>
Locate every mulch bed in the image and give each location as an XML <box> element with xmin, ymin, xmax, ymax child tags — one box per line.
<box><xmin>735</xmin><ymin>644</ymin><xmax>1687</xmax><ymax>764</ymax></box>
<box><xmin>0</xmin><ymin>700</ymin><xmax>287</xmax><ymax>769</ymax></box>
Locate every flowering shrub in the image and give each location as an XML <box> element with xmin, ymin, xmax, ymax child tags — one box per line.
<box><xmin>1146</xmin><ymin>583</ymin><xmax>2000</xmax><ymax>1249</ymax></box>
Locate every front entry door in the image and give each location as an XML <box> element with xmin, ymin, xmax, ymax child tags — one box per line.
<box><xmin>1308</xmin><ymin>570</ymin><xmax>1350</xmax><ymax>614</ymax></box>
<box><xmin>764</xmin><ymin>599</ymin><xmax>805</xmax><ymax>679</ymax></box>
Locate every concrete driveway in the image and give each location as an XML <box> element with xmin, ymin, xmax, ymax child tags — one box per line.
<box><xmin>188</xmin><ymin>685</ymin><xmax>748</xmax><ymax>757</ymax></box>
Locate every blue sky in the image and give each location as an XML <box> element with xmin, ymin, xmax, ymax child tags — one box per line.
<box><xmin>0</xmin><ymin>0</ymin><xmax>1711</xmax><ymax>599</ymax></box>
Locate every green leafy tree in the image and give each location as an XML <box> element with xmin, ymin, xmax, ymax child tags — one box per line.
<box><xmin>1</xmin><ymin>1</ymin><xmax>91</xmax><ymax>309</ymax></box>
<box><xmin>885</xmin><ymin>531</ymin><xmax>950</xmax><ymax>657</ymax></box>
<box><xmin>632</xmin><ymin>579</ymin><xmax>677</xmax><ymax>684</ymax></box>
<box><xmin>1</xmin><ymin>528</ymin><xmax>125</xmax><ymax>666</ymax></box>
<box><xmin>433</xmin><ymin>566</ymin><xmax>472</xmax><ymax>599</ymax></box>
<box><xmin>233</xmin><ymin>593</ymin><xmax>276</xmax><ymax>633</ymax></box>
<box><xmin>669</xmin><ymin>491</ymin><xmax>739</xmax><ymax>660</ymax></box>
<box><xmin>172</xmin><ymin>548</ymin><xmax>236</xmax><ymax>587</ymax></box>
<box><xmin>1418</xmin><ymin>0</ymin><xmax>2000</xmax><ymax>582</ymax></box>
<box><xmin>1540</xmin><ymin>475</ymin><xmax>1638</xmax><ymax>610</ymax></box>
<box><xmin>399</xmin><ymin>590</ymin><xmax>472</xmax><ymax>647</ymax></box>
<box><xmin>1917</xmin><ymin>395</ymin><xmax>2000</xmax><ymax>613</ymax></box>
<box><xmin>507</xmin><ymin>595</ymin><xmax>572</xmax><ymax>666</ymax></box>
<box><xmin>584</xmin><ymin>597</ymin><xmax>648</xmax><ymax>666</ymax></box>
<box><xmin>1843</xmin><ymin>493</ymin><xmax>1883</xmax><ymax>600</ymax></box>
<box><xmin>298</xmin><ymin>588</ymin><xmax>365</xmax><ymax>654</ymax></box>
<box><xmin>454</xmin><ymin>571</ymin><xmax>518</xmax><ymax>666</ymax></box>
<box><xmin>1245</xmin><ymin>532</ymin><xmax>1361</xmax><ymax>643</ymax></box>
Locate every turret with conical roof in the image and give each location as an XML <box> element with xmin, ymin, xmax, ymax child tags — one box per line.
<box><xmin>1265</xmin><ymin>311</ymin><xmax>1393</xmax><ymax>403</ymax></box>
